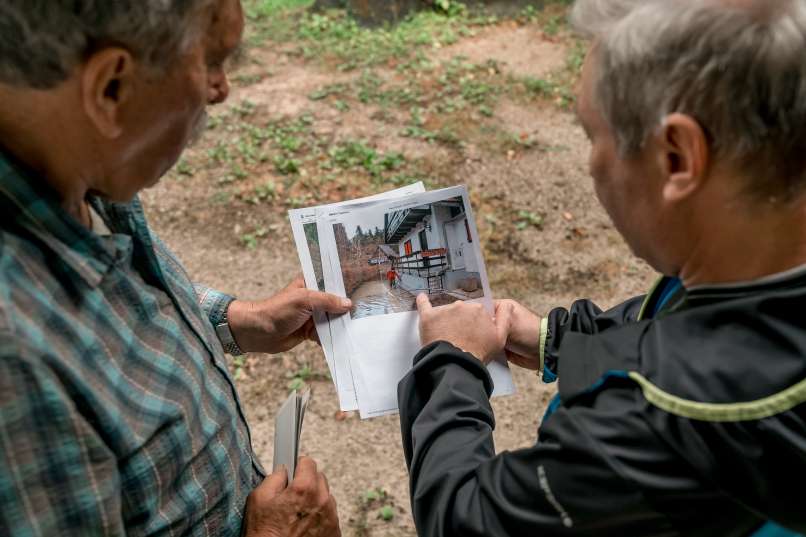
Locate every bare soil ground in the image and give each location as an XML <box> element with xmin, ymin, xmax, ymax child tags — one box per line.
<box><xmin>140</xmin><ymin>4</ymin><xmax>655</xmax><ymax>535</ymax></box>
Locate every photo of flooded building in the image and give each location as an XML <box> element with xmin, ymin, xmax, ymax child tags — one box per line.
<box><xmin>383</xmin><ymin>196</ymin><xmax>484</xmax><ymax>300</ymax></box>
<box><xmin>334</xmin><ymin>195</ymin><xmax>485</xmax><ymax>320</ymax></box>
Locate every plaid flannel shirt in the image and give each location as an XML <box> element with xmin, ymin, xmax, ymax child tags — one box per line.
<box><xmin>0</xmin><ymin>149</ymin><xmax>265</xmax><ymax>537</ymax></box>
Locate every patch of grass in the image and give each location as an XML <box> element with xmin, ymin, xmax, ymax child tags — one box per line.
<box><xmin>241</xmin><ymin>227</ymin><xmax>269</xmax><ymax>249</ymax></box>
<box><xmin>244</xmin><ymin>181</ymin><xmax>278</xmax><ymax>204</ymax></box>
<box><xmin>244</xmin><ymin>0</ymin><xmax>313</xmax><ymax>19</ymax></box>
<box><xmin>328</xmin><ymin>141</ymin><xmax>406</xmax><ymax>181</ymax></box>
<box><xmin>378</xmin><ymin>505</ymin><xmax>395</xmax><ymax>522</ymax></box>
<box><xmin>176</xmin><ymin>159</ymin><xmax>194</xmax><ymax>177</ymax></box>
<box><xmin>543</xmin><ymin>14</ymin><xmax>565</xmax><ymax>36</ymax></box>
<box><xmin>308</xmin><ymin>82</ymin><xmax>349</xmax><ymax>101</ymax></box>
<box><xmin>286</xmin><ymin>364</ymin><xmax>329</xmax><ymax>392</ymax></box>
<box><xmin>515</xmin><ymin>210</ymin><xmax>544</xmax><ymax>230</ymax></box>
<box><xmin>232</xmin><ymin>355</ymin><xmax>247</xmax><ymax>380</ymax></box>
<box><xmin>292</xmin><ymin>8</ymin><xmax>494</xmax><ymax>72</ymax></box>
<box><xmin>274</xmin><ymin>155</ymin><xmax>301</xmax><ymax>175</ymax></box>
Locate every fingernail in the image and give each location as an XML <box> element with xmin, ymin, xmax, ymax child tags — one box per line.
<box><xmin>342</xmin><ymin>299</ymin><xmax>352</xmax><ymax>308</ymax></box>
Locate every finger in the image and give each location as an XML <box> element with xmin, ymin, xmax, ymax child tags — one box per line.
<box><xmin>261</xmin><ymin>466</ymin><xmax>289</xmax><ymax>499</ymax></box>
<box><xmin>291</xmin><ymin>456</ymin><xmax>319</xmax><ymax>492</ymax></box>
<box><xmin>416</xmin><ymin>293</ymin><xmax>433</xmax><ymax>315</ymax></box>
<box><xmin>315</xmin><ymin>472</ymin><xmax>330</xmax><ymax>506</ymax></box>
<box><xmin>305</xmin><ymin>290</ymin><xmax>352</xmax><ymax>314</ymax></box>
<box><xmin>303</xmin><ymin>319</ymin><xmax>321</xmax><ymax>346</ymax></box>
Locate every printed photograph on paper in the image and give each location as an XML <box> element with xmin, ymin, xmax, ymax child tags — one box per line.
<box><xmin>333</xmin><ymin>195</ymin><xmax>485</xmax><ymax>320</ymax></box>
<box><xmin>303</xmin><ymin>222</ymin><xmax>326</xmax><ymax>291</ymax></box>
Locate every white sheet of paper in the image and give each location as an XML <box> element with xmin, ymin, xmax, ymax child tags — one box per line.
<box><xmin>289</xmin><ymin>183</ymin><xmax>426</xmax><ymax>411</ymax></box>
<box><xmin>322</xmin><ymin>186</ymin><xmax>515</xmax><ymax>418</ymax></box>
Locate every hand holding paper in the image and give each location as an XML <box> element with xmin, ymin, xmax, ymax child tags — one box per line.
<box><xmin>242</xmin><ymin>456</ymin><xmax>340</xmax><ymax>537</ymax></box>
<box><xmin>228</xmin><ymin>277</ymin><xmax>352</xmax><ymax>354</ymax></box>
<box><xmin>416</xmin><ymin>293</ymin><xmax>509</xmax><ymax>364</ymax></box>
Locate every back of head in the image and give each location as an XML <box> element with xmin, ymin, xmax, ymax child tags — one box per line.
<box><xmin>571</xmin><ymin>0</ymin><xmax>806</xmax><ymax>201</ymax></box>
<box><xmin>0</xmin><ymin>0</ymin><xmax>215</xmax><ymax>90</ymax></box>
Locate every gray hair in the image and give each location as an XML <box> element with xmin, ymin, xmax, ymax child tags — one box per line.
<box><xmin>0</xmin><ymin>0</ymin><xmax>216</xmax><ymax>89</ymax></box>
<box><xmin>571</xmin><ymin>0</ymin><xmax>806</xmax><ymax>200</ymax></box>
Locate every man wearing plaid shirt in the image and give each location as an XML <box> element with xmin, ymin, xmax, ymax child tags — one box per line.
<box><xmin>0</xmin><ymin>0</ymin><xmax>349</xmax><ymax>536</ymax></box>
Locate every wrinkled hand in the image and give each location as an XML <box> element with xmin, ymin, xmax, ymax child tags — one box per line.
<box><xmin>416</xmin><ymin>294</ymin><xmax>509</xmax><ymax>364</ymax></box>
<box><xmin>227</xmin><ymin>277</ymin><xmax>352</xmax><ymax>354</ymax></box>
<box><xmin>494</xmin><ymin>299</ymin><xmax>543</xmax><ymax>370</ymax></box>
<box><xmin>242</xmin><ymin>457</ymin><xmax>341</xmax><ymax>537</ymax></box>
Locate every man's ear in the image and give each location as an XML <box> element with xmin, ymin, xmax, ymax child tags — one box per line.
<box><xmin>80</xmin><ymin>47</ymin><xmax>136</xmax><ymax>139</ymax></box>
<box><xmin>656</xmin><ymin>113</ymin><xmax>710</xmax><ymax>203</ymax></box>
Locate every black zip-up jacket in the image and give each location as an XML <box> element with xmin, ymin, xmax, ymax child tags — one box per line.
<box><xmin>398</xmin><ymin>270</ymin><xmax>806</xmax><ymax>536</ymax></box>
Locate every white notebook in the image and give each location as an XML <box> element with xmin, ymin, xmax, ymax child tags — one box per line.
<box><xmin>272</xmin><ymin>389</ymin><xmax>311</xmax><ymax>483</ymax></box>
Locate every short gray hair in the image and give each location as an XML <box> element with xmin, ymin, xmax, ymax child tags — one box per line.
<box><xmin>0</xmin><ymin>0</ymin><xmax>216</xmax><ymax>89</ymax></box>
<box><xmin>571</xmin><ymin>0</ymin><xmax>806</xmax><ymax>200</ymax></box>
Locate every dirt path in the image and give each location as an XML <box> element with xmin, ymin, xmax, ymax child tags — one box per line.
<box><xmin>140</xmin><ymin>5</ymin><xmax>657</xmax><ymax>535</ymax></box>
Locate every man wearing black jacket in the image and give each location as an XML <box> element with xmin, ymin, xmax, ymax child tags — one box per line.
<box><xmin>397</xmin><ymin>1</ymin><xmax>806</xmax><ymax>536</ymax></box>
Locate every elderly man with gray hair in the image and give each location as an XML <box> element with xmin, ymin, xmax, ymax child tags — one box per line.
<box><xmin>0</xmin><ymin>1</ymin><xmax>349</xmax><ymax>536</ymax></box>
<box><xmin>399</xmin><ymin>0</ymin><xmax>806</xmax><ymax>536</ymax></box>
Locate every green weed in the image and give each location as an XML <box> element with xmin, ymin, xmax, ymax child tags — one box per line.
<box><xmin>515</xmin><ymin>210</ymin><xmax>544</xmax><ymax>230</ymax></box>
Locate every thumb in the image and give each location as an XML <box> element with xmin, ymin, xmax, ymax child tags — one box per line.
<box><xmin>261</xmin><ymin>466</ymin><xmax>289</xmax><ymax>499</ymax></box>
<box><xmin>305</xmin><ymin>290</ymin><xmax>352</xmax><ymax>314</ymax></box>
<box><xmin>416</xmin><ymin>293</ymin><xmax>433</xmax><ymax>315</ymax></box>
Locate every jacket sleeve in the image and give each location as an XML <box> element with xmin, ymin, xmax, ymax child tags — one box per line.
<box><xmin>541</xmin><ymin>296</ymin><xmax>645</xmax><ymax>382</ymax></box>
<box><xmin>398</xmin><ymin>341</ymin><xmax>696</xmax><ymax>537</ymax></box>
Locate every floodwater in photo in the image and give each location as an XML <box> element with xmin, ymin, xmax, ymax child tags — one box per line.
<box><xmin>350</xmin><ymin>278</ymin><xmax>417</xmax><ymax>319</ymax></box>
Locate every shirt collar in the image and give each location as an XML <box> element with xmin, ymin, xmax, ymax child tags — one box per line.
<box><xmin>0</xmin><ymin>147</ymin><xmax>115</xmax><ymax>287</ymax></box>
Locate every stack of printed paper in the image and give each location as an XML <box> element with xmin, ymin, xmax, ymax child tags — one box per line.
<box><xmin>289</xmin><ymin>184</ymin><xmax>515</xmax><ymax>418</ymax></box>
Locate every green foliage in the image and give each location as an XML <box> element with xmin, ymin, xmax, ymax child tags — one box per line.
<box><xmin>175</xmin><ymin>159</ymin><xmax>194</xmax><ymax>177</ymax></box>
<box><xmin>328</xmin><ymin>141</ymin><xmax>406</xmax><ymax>180</ymax></box>
<box><xmin>245</xmin><ymin>181</ymin><xmax>278</xmax><ymax>205</ymax></box>
<box><xmin>286</xmin><ymin>365</ymin><xmax>330</xmax><ymax>392</ymax></box>
<box><xmin>241</xmin><ymin>227</ymin><xmax>269</xmax><ymax>249</ymax></box>
<box><xmin>292</xmin><ymin>7</ymin><xmax>493</xmax><ymax>72</ymax></box>
<box><xmin>232</xmin><ymin>355</ymin><xmax>247</xmax><ymax>380</ymax></box>
<box><xmin>364</xmin><ymin>489</ymin><xmax>382</xmax><ymax>502</ymax></box>
<box><xmin>515</xmin><ymin>210</ymin><xmax>544</xmax><ymax>230</ymax></box>
<box><xmin>543</xmin><ymin>14</ymin><xmax>564</xmax><ymax>36</ymax></box>
<box><xmin>308</xmin><ymin>82</ymin><xmax>349</xmax><ymax>101</ymax></box>
<box><xmin>244</xmin><ymin>0</ymin><xmax>313</xmax><ymax>19</ymax></box>
<box><xmin>378</xmin><ymin>505</ymin><xmax>395</xmax><ymax>522</ymax></box>
<box><xmin>274</xmin><ymin>155</ymin><xmax>301</xmax><ymax>175</ymax></box>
